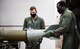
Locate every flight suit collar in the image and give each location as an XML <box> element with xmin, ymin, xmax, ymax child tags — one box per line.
<box><xmin>30</xmin><ymin>15</ymin><xmax>38</xmax><ymax>21</ymax></box>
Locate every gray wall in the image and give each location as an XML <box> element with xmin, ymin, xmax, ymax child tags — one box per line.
<box><xmin>0</xmin><ymin>0</ymin><xmax>60</xmax><ymax>26</ymax></box>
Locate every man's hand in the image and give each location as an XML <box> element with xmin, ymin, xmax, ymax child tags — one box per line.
<box><xmin>43</xmin><ymin>30</ymin><xmax>60</xmax><ymax>39</ymax></box>
<box><xmin>43</xmin><ymin>30</ymin><xmax>54</xmax><ymax>38</ymax></box>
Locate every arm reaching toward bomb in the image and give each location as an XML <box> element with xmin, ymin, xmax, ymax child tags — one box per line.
<box><xmin>43</xmin><ymin>30</ymin><xmax>60</xmax><ymax>38</ymax></box>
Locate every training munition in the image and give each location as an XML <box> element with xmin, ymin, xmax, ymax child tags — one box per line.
<box><xmin>0</xmin><ymin>25</ymin><xmax>59</xmax><ymax>41</ymax></box>
<box><xmin>0</xmin><ymin>30</ymin><xmax>45</xmax><ymax>41</ymax></box>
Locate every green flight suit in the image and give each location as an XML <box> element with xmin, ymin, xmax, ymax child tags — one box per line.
<box><xmin>45</xmin><ymin>9</ymin><xmax>79</xmax><ymax>49</ymax></box>
<box><xmin>23</xmin><ymin>16</ymin><xmax>45</xmax><ymax>30</ymax></box>
<box><xmin>54</xmin><ymin>8</ymin><xmax>79</xmax><ymax>49</ymax></box>
<box><xmin>23</xmin><ymin>15</ymin><xmax>45</xmax><ymax>49</ymax></box>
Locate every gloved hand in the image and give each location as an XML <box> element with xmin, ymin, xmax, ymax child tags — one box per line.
<box><xmin>43</xmin><ymin>30</ymin><xmax>54</xmax><ymax>38</ymax></box>
<box><xmin>43</xmin><ymin>30</ymin><xmax>60</xmax><ymax>38</ymax></box>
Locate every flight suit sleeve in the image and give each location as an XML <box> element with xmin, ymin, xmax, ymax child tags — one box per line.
<box><xmin>23</xmin><ymin>18</ymin><xmax>27</xmax><ymax>30</ymax></box>
<box><xmin>54</xmin><ymin>14</ymin><xmax>73</xmax><ymax>36</ymax></box>
<box><xmin>40</xmin><ymin>19</ymin><xmax>45</xmax><ymax>29</ymax></box>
